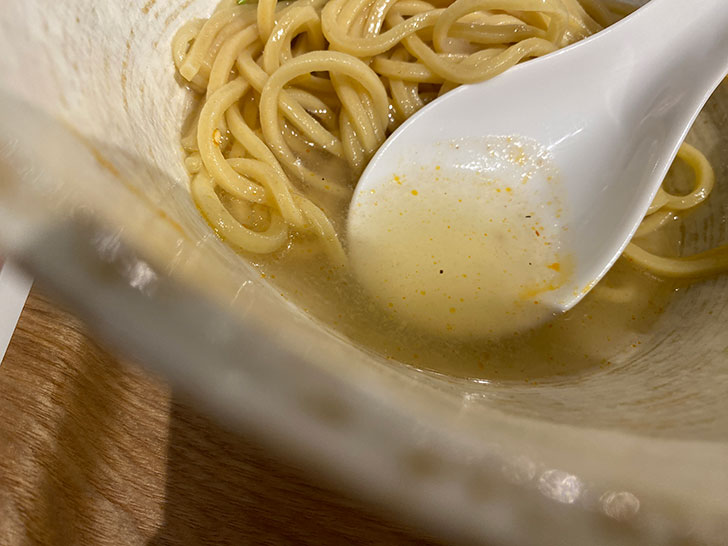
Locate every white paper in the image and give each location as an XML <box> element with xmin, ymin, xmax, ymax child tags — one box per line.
<box><xmin>0</xmin><ymin>260</ymin><xmax>32</xmax><ymax>364</ymax></box>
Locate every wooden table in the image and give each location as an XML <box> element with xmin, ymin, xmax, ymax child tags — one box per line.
<box><xmin>0</xmin><ymin>289</ymin><xmax>444</xmax><ymax>545</ymax></box>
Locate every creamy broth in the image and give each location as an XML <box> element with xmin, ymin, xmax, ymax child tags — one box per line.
<box><xmin>254</xmin><ymin>257</ymin><xmax>680</xmax><ymax>381</ymax></box>
<box><xmin>244</xmin><ymin>171</ymin><xmax>686</xmax><ymax>382</ymax></box>
<box><xmin>348</xmin><ymin>136</ymin><xmax>571</xmax><ymax>339</ymax></box>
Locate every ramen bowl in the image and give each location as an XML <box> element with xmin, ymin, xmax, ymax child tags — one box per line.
<box><xmin>0</xmin><ymin>1</ymin><xmax>726</xmax><ymax>544</ymax></box>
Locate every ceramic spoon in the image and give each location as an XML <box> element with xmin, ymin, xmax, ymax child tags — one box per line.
<box><xmin>347</xmin><ymin>0</ymin><xmax>728</xmax><ymax>338</ymax></box>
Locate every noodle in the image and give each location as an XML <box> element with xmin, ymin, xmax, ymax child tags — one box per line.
<box><xmin>173</xmin><ymin>0</ymin><xmax>727</xmax><ymax>279</ymax></box>
<box><xmin>624</xmin><ymin>143</ymin><xmax>728</xmax><ymax>276</ymax></box>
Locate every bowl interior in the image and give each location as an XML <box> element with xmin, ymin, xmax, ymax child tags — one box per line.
<box><xmin>1</xmin><ymin>1</ymin><xmax>727</xmax><ymax>544</ymax></box>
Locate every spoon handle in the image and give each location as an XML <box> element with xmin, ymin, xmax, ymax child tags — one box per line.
<box><xmin>592</xmin><ymin>0</ymin><xmax>728</xmax><ymax>118</ymax></box>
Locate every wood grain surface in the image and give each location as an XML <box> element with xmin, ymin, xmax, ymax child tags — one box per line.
<box><xmin>0</xmin><ymin>289</ymin><xmax>445</xmax><ymax>545</ymax></box>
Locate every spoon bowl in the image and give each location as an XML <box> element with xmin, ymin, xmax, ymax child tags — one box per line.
<box><xmin>348</xmin><ymin>0</ymin><xmax>728</xmax><ymax>337</ymax></box>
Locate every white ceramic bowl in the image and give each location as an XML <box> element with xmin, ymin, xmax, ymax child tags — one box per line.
<box><xmin>0</xmin><ymin>2</ymin><xmax>726</xmax><ymax>544</ymax></box>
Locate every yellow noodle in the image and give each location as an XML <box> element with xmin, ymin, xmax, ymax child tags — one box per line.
<box><xmin>197</xmin><ymin>78</ymin><xmax>267</xmax><ymax>203</ymax></box>
<box><xmin>258</xmin><ymin>51</ymin><xmax>388</xmax><ymax>177</ymax></box>
<box><xmin>262</xmin><ymin>6</ymin><xmax>324</xmax><ymax>74</ymax></box>
<box><xmin>662</xmin><ymin>142</ymin><xmax>715</xmax><ymax>211</ymax></box>
<box><xmin>207</xmin><ymin>26</ymin><xmax>260</xmax><ymax>97</ymax></box>
<box><xmin>237</xmin><ymin>48</ymin><xmax>347</xmax><ymax>157</ymax></box>
<box><xmin>624</xmin><ymin>243</ymin><xmax>728</xmax><ymax>278</ymax></box>
<box><xmin>180</xmin><ymin>6</ymin><xmax>255</xmax><ymax>81</ymax></box>
<box><xmin>627</xmin><ymin>143</ymin><xmax>722</xmax><ymax>278</ymax></box>
<box><xmin>191</xmin><ymin>172</ymin><xmax>289</xmax><ymax>253</ymax></box>
<box><xmin>633</xmin><ymin>209</ymin><xmax>674</xmax><ymax>238</ymax></box>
